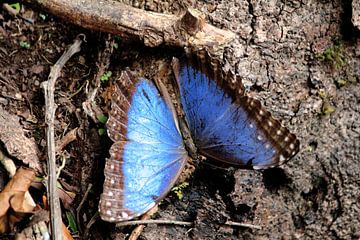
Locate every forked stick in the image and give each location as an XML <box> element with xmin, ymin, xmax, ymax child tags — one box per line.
<box><xmin>41</xmin><ymin>35</ymin><xmax>84</xmax><ymax>240</ymax></box>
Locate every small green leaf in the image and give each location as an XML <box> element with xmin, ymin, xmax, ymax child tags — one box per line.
<box><xmin>100</xmin><ymin>71</ymin><xmax>112</xmax><ymax>82</ymax></box>
<box><xmin>19</xmin><ymin>41</ymin><xmax>30</xmax><ymax>49</ymax></box>
<box><xmin>336</xmin><ymin>79</ymin><xmax>347</xmax><ymax>87</ymax></box>
<box><xmin>9</xmin><ymin>3</ymin><xmax>21</xmax><ymax>12</ymax></box>
<box><xmin>322</xmin><ymin>101</ymin><xmax>336</xmax><ymax>115</ymax></box>
<box><xmin>66</xmin><ymin>211</ymin><xmax>78</xmax><ymax>233</ymax></box>
<box><xmin>97</xmin><ymin>115</ymin><xmax>108</xmax><ymax>124</ymax></box>
<box><xmin>171</xmin><ymin>182</ymin><xmax>189</xmax><ymax>200</ymax></box>
<box><xmin>113</xmin><ymin>42</ymin><xmax>118</xmax><ymax>49</ymax></box>
<box><xmin>318</xmin><ymin>89</ymin><xmax>327</xmax><ymax>99</ymax></box>
<box><xmin>98</xmin><ymin>128</ymin><xmax>106</xmax><ymax>136</ymax></box>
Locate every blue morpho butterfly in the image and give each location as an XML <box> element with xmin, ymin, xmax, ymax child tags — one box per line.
<box><xmin>99</xmin><ymin>51</ymin><xmax>299</xmax><ymax>222</ymax></box>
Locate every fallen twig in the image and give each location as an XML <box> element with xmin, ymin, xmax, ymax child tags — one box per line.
<box><xmin>55</xmin><ymin>127</ymin><xmax>78</xmax><ymax>155</ymax></box>
<box><xmin>21</xmin><ymin>0</ymin><xmax>235</xmax><ymax>52</ymax></box>
<box><xmin>128</xmin><ymin>205</ymin><xmax>159</xmax><ymax>240</ymax></box>
<box><xmin>225</xmin><ymin>221</ymin><xmax>262</xmax><ymax>230</ymax></box>
<box><xmin>41</xmin><ymin>35</ymin><xmax>84</xmax><ymax>240</ymax></box>
<box><xmin>115</xmin><ymin>219</ymin><xmax>262</xmax><ymax>230</ymax></box>
<box><xmin>83</xmin><ymin>212</ymin><xmax>99</xmax><ymax>240</ymax></box>
<box><xmin>76</xmin><ymin>183</ymin><xmax>92</xmax><ymax>235</ymax></box>
<box><xmin>116</xmin><ymin>219</ymin><xmax>193</xmax><ymax>227</ymax></box>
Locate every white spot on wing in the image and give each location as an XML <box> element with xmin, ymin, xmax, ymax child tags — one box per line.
<box><xmin>108</xmin><ymin>191</ymin><xmax>113</xmax><ymax>197</ymax></box>
<box><xmin>279</xmin><ymin>155</ymin><xmax>285</xmax><ymax>162</ymax></box>
<box><xmin>121</xmin><ymin>212</ymin><xmax>129</xmax><ymax>219</ymax></box>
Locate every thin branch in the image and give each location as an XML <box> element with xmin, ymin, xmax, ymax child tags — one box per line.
<box><xmin>41</xmin><ymin>35</ymin><xmax>84</xmax><ymax>240</ymax></box>
<box><xmin>21</xmin><ymin>0</ymin><xmax>235</xmax><ymax>51</ymax></box>
<box><xmin>129</xmin><ymin>205</ymin><xmax>158</xmax><ymax>240</ymax></box>
<box><xmin>55</xmin><ymin>127</ymin><xmax>78</xmax><ymax>154</ymax></box>
<box><xmin>225</xmin><ymin>221</ymin><xmax>262</xmax><ymax>230</ymax></box>
<box><xmin>76</xmin><ymin>183</ymin><xmax>93</xmax><ymax>235</ymax></box>
<box><xmin>83</xmin><ymin>212</ymin><xmax>99</xmax><ymax>240</ymax></box>
<box><xmin>116</xmin><ymin>219</ymin><xmax>193</xmax><ymax>227</ymax></box>
<box><xmin>116</xmin><ymin>219</ymin><xmax>262</xmax><ymax>230</ymax></box>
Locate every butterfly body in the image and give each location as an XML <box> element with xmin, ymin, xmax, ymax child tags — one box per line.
<box><xmin>99</xmin><ymin>52</ymin><xmax>299</xmax><ymax>222</ymax></box>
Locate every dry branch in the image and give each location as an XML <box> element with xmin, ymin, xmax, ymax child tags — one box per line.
<box><xmin>41</xmin><ymin>35</ymin><xmax>83</xmax><ymax>240</ymax></box>
<box><xmin>21</xmin><ymin>0</ymin><xmax>235</xmax><ymax>52</ymax></box>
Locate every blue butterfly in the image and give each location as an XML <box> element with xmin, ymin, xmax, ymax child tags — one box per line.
<box><xmin>99</xmin><ymin>52</ymin><xmax>299</xmax><ymax>222</ymax></box>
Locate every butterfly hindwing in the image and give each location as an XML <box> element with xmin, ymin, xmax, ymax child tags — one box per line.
<box><xmin>173</xmin><ymin>53</ymin><xmax>299</xmax><ymax>169</ymax></box>
<box><xmin>99</xmin><ymin>71</ymin><xmax>188</xmax><ymax>222</ymax></box>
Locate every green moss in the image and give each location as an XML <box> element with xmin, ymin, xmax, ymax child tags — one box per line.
<box><xmin>316</xmin><ymin>39</ymin><xmax>346</xmax><ymax>69</ymax></box>
<box><xmin>318</xmin><ymin>90</ymin><xmax>335</xmax><ymax>116</ymax></box>
<box><xmin>321</xmin><ymin>100</ymin><xmax>336</xmax><ymax>115</ymax></box>
<box><xmin>335</xmin><ymin>78</ymin><xmax>348</xmax><ymax>87</ymax></box>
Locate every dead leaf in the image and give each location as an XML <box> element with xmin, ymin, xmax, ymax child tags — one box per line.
<box><xmin>0</xmin><ymin>167</ymin><xmax>36</xmax><ymax>233</ymax></box>
<box><xmin>58</xmin><ymin>188</ymin><xmax>76</xmax><ymax>210</ymax></box>
<box><xmin>63</xmin><ymin>222</ymin><xmax>74</xmax><ymax>240</ymax></box>
<box><xmin>0</xmin><ymin>106</ymin><xmax>42</xmax><ymax>173</ymax></box>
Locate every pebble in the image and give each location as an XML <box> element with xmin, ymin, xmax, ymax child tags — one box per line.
<box><xmin>0</xmin><ymin>97</ymin><xmax>9</xmax><ymax>105</ymax></box>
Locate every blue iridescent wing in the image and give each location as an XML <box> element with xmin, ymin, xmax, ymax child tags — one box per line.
<box><xmin>173</xmin><ymin>53</ymin><xmax>299</xmax><ymax>169</ymax></box>
<box><xmin>99</xmin><ymin>71</ymin><xmax>188</xmax><ymax>222</ymax></box>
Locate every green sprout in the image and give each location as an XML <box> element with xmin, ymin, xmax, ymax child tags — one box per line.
<box><xmin>9</xmin><ymin>3</ymin><xmax>21</xmax><ymax>12</ymax></box>
<box><xmin>98</xmin><ymin>128</ymin><xmax>106</xmax><ymax>136</ymax></box>
<box><xmin>171</xmin><ymin>182</ymin><xmax>189</xmax><ymax>200</ymax></box>
<box><xmin>19</xmin><ymin>41</ymin><xmax>30</xmax><ymax>49</ymax></box>
<box><xmin>96</xmin><ymin>115</ymin><xmax>108</xmax><ymax>136</ymax></box>
<box><xmin>114</xmin><ymin>36</ymin><xmax>122</xmax><ymax>49</ymax></box>
<box><xmin>100</xmin><ymin>71</ymin><xmax>112</xmax><ymax>82</ymax></box>
<box><xmin>97</xmin><ymin>114</ymin><xmax>108</xmax><ymax>124</ymax></box>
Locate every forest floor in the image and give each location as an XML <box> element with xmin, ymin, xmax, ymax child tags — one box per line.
<box><xmin>0</xmin><ymin>0</ymin><xmax>359</xmax><ymax>239</ymax></box>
